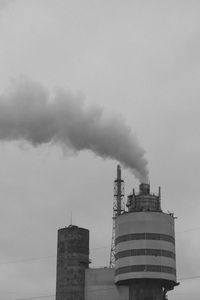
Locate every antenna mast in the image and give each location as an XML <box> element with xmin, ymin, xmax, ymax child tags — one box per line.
<box><xmin>109</xmin><ymin>165</ymin><xmax>125</xmax><ymax>268</ymax></box>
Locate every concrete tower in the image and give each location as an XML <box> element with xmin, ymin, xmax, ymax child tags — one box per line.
<box><xmin>115</xmin><ymin>183</ymin><xmax>178</xmax><ymax>300</ymax></box>
<box><xmin>56</xmin><ymin>225</ymin><xmax>89</xmax><ymax>300</ymax></box>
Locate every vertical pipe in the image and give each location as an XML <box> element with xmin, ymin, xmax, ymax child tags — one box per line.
<box><xmin>158</xmin><ymin>186</ymin><xmax>161</xmax><ymax>210</ymax></box>
<box><xmin>116</xmin><ymin>164</ymin><xmax>122</xmax><ymax>215</ymax></box>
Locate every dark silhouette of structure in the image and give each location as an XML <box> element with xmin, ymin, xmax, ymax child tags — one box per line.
<box><xmin>56</xmin><ymin>166</ymin><xmax>178</xmax><ymax>300</ymax></box>
<box><xmin>56</xmin><ymin>225</ymin><xmax>89</xmax><ymax>300</ymax></box>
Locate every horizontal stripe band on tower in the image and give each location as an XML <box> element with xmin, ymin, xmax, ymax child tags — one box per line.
<box><xmin>115</xmin><ymin>249</ymin><xmax>175</xmax><ymax>260</ymax></box>
<box><xmin>115</xmin><ymin>233</ymin><xmax>175</xmax><ymax>245</ymax></box>
<box><xmin>115</xmin><ymin>264</ymin><xmax>176</xmax><ymax>276</ymax></box>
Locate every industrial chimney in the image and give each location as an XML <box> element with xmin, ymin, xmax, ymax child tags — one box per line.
<box><xmin>56</xmin><ymin>225</ymin><xmax>90</xmax><ymax>300</ymax></box>
<box><xmin>115</xmin><ymin>183</ymin><xmax>178</xmax><ymax>300</ymax></box>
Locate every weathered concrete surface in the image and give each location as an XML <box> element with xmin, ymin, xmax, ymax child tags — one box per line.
<box><xmin>129</xmin><ymin>279</ymin><xmax>163</xmax><ymax>300</ymax></box>
<box><xmin>56</xmin><ymin>225</ymin><xmax>89</xmax><ymax>300</ymax></box>
<box><xmin>85</xmin><ymin>268</ymin><xmax>128</xmax><ymax>300</ymax></box>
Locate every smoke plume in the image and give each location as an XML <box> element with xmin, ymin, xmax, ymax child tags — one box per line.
<box><xmin>0</xmin><ymin>78</ymin><xmax>148</xmax><ymax>182</ymax></box>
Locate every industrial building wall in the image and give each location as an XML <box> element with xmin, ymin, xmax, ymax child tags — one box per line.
<box><xmin>85</xmin><ymin>268</ymin><xmax>129</xmax><ymax>300</ymax></box>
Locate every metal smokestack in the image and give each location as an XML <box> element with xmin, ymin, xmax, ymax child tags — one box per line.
<box><xmin>110</xmin><ymin>165</ymin><xmax>125</xmax><ymax>268</ymax></box>
<box><xmin>115</xmin><ymin>164</ymin><xmax>123</xmax><ymax>215</ymax></box>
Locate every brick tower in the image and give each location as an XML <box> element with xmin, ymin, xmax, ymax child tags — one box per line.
<box><xmin>56</xmin><ymin>225</ymin><xmax>89</xmax><ymax>300</ymax></box>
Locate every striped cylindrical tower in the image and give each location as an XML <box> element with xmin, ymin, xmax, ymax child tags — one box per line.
<box><xmin>56</xmin><ymin>225</ymin><xmax>89</xmax><ymax>300</ymax></box>
<box><xmin>115</xmin><ymin>183</ymin><xmax>178</xmax><ymax>300</ymax></box>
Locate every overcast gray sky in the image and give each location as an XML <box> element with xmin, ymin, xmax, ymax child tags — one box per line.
<box><xmin>0</xmin><ymin>1</ymin><xmax>200</xmax><ymax>299</ymax></box>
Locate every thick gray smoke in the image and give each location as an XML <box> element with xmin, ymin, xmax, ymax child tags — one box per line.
<box><xmin>0</xmin><ymin>79</ymin><xmax>149</xmax><ymax>182</ymax></box>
